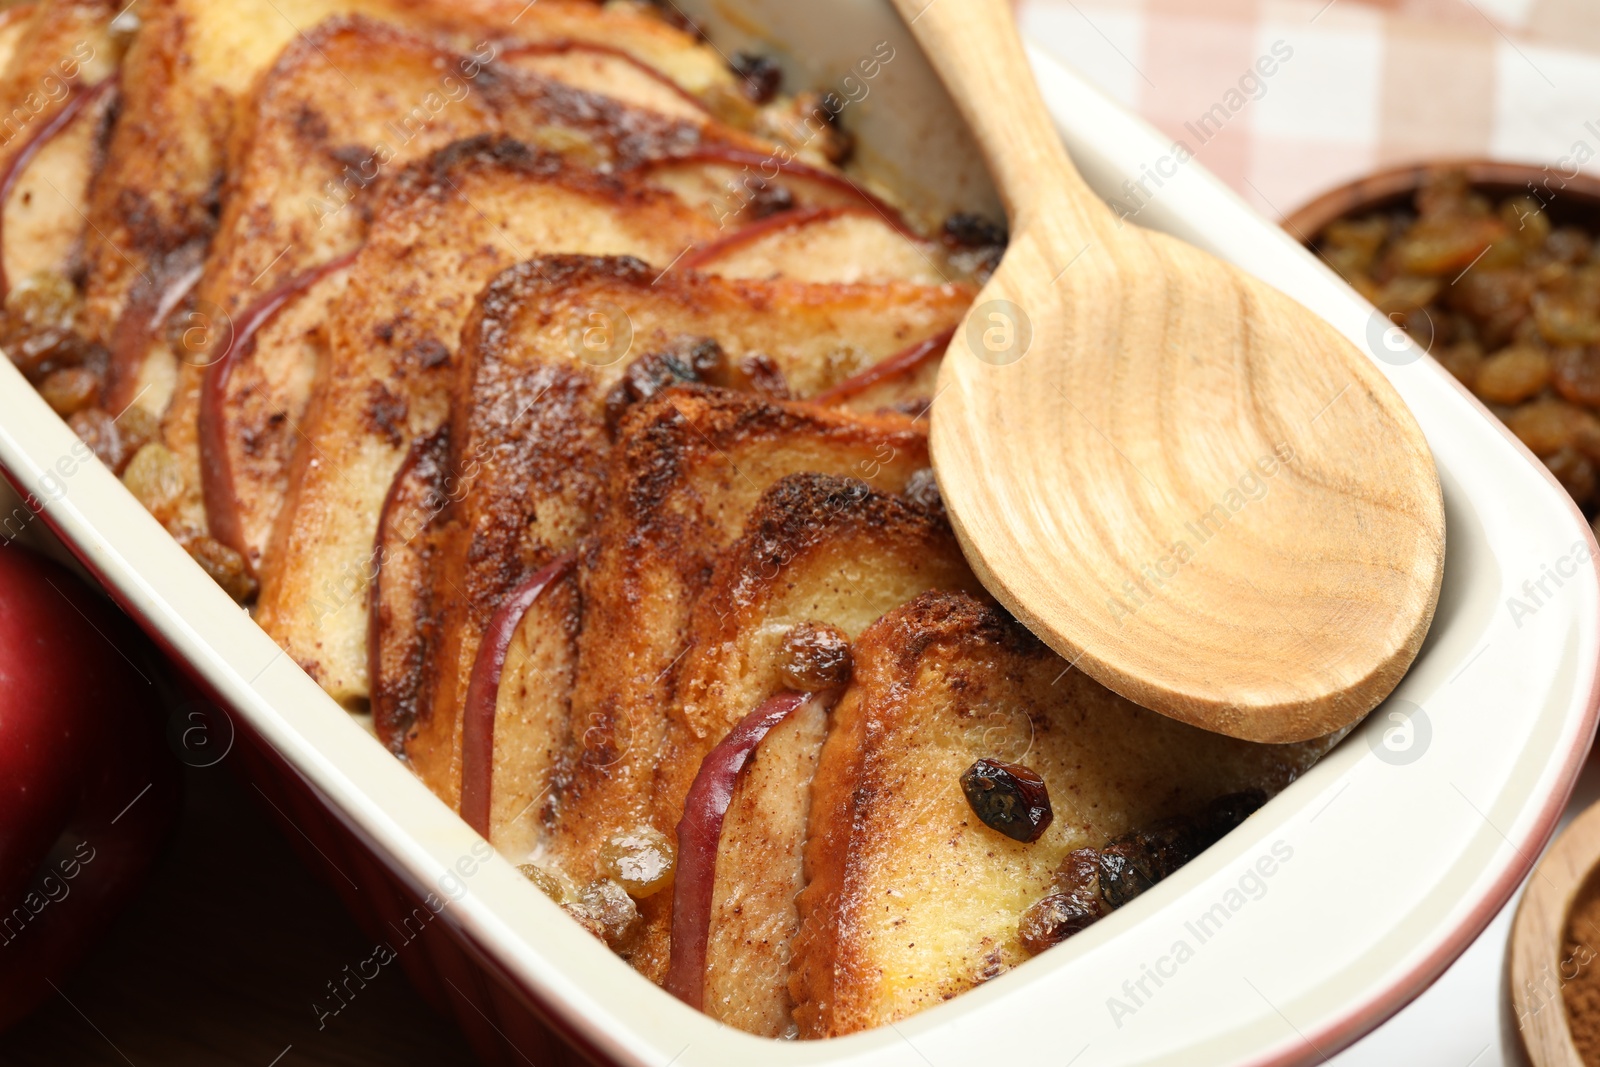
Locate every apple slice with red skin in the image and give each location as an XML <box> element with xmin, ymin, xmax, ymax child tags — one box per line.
<box><xmin>677</xmin><ymin>205</ymin><xmax>845</xmax><ymax>271</ymax></box>
<box><xmin>0</xmin><ymin>73</ymin><xmax>118</xmax><ymax>300</ymax></box>
<box><xmin>638</xmin><ymin>148</ymin><xmax>914</xmax><ymax>234</ymax></box>
<box><xmin>813</xmin><ymin>326</ymin><xmax>955</xmax><ymax>406</ymax></box>
<box><xmin>0</xmin><ymin>544</ymin><xmax>179</xmax><ymax>1031</ymax></box>
<box><xmin>665</xmin><ymin>689</ymin><xmax>831</xmax><ymax>1009</ymax></box>
<box><xmin>199</xmin><ymin>250</ymin><xmax>360</xmax><ymax>560</ymax></box>
<box><xmin>459</xmin><ymin>554</ymin><xmax>578</xmax><ymax>838</ymax></box>
<box><xmin>498</xmin><ymin>41</ymin><xmax>709</xmax><ymax>117</ymax></box>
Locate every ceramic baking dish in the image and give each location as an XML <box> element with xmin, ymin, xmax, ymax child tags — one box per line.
<box><xmin>1</xmin><ymin>1</ymin><xmax>1597</xmax><ymax>1063</ymax></box>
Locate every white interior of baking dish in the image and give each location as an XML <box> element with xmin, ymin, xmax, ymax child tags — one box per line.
<box><xmin>0</xmin><ymin>1</ymin><xmax>1596</xmax><ymax>1064</ymax></box>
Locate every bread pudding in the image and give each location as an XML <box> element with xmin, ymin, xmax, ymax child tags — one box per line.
<box><xmin>0</xmin><ymin>0</ymin><xmax>1341</xmax><ymax>1038</ymax></box>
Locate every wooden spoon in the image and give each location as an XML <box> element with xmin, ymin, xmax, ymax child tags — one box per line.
<box><xmin>894</xmin><ymin>0</ymin><xmax>1444</xmax><ymax>743</ymax></box>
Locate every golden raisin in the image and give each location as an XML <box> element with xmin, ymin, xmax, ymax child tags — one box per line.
<box><xmin>1370</xmin><ymin>275</ymin><xmax>1440</xmax><ymax>316</ymax></box>
<box><xmin>597</xmin><ymin>826</ymin><xmax>675</xmax><ymax>898</ymax></box>
<box><xmin>121</xmin><ymin>442</ymin><xmax>186</xmax><ymax>525</ymax></box>
<box><xmin>1474</xmin><ymin>345</ymin><xmax>1551</xmax><ymax>404</ymax></box>
<box><xmin>1501</xmin><ymin>196</ymin><xmax>1552</xmax><ymax>248</ymax></box>
<box><xmin>1390</xmin><ymin>216</ymin><xmax>1506</xmax><ymax>276</ymax></box>
<box><xmin>1445</xmin><ymin>271</ymin><xmax>1532</xmax><ymax>347</ymax></box>
<box><xmin>38</xmin><ymin>367</ymin><xmax>99</xmax><ymax>416</ymax></box>
<box><xmin>1534</xmin><ymin>291</ymin><xmax>1600</xmax><ymax>346</ymax></box>
<box><xmin>1544</xmin><ymin>447</ymin><xmax>1596</xmax><ymax>506</ymax></box>
<box><xmin>518</xmin><ymin>870</ymin><xmax>569</xmax><ymax>902</ymax></box>
<box><xmin>1433</xmin><ymin>341</ymin><xmax>1484</xmax><ymax>390</ymax></box>
<box><xmin>1506</xmin><ymin>399</ymin><xmax>1600</xmax><ymax>460</ymax></box>
<box><xmin>115</xmin><ymin>404</ymin><xmax>159</xmax><ymax>458</ymax></box>
<box><xmin>1019</xmin><ymin>893</ymin><xmax>1100</xmax><ymax>956</ymax></box>
<box><xmin>1546</xmin><ymin>227</ymin><xmax>1593</xmax><ymax>264</ymax></box>
<box><xmin>1553</xmin><ymin>346</ymin><xmax>1600</xmax><ymax>407</ymax></box>
<box><xmin>6</xmin><ymin>270</ymin><xmax>80</xmax><ymax>332</ymax></box>
<box><xmin>187</xmin><ymin>535</ymin><xmax>258</xmax><ymax>602</ymax></box>
<box><xmin>777</xmin><ymin>621</ymin><xmax>853</xmax><ymax>690</ymax></box>
<box><xmin>68</xmin><ymin>408</ymin><xmax>130</xmax><ymax>473</ymax></box>
<box><xmin>564</xmin><ymin>878</ymin><xmax>640</xmax><ymax>947</ymax></box>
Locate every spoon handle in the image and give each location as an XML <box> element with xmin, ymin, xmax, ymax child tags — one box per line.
<box><xmin>888</xmin><ymin>0</ymin><xmax>1107</xmax><ymax>232</ymax></box>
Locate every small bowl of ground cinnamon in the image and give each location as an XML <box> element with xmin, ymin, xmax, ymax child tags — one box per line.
<box><xmin>1508</xmin><ymin>797</ymin><xmax>1600</xmax><ymax>1066</ymax></box>
<box><xmin>1285</xmin><ymin>161</ymin><xmax>1600</xmax><ymax>521</ymax></box>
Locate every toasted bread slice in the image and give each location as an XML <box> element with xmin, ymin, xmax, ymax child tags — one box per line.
<box><xmin>657</xmin><ymin>473</ymin><xmax>978</xmax><ymax>1027</ymax></box>
<box><xmin>540</xmin><ymin>398</ymin><xmax>944</xmax><ymax>985</ymax></box>
<box><xmin>175</xmin><ymin>17</ymin><xmax>759</xmax><ymax>572</ymax></box>
<box><xmin>703</xmin><ymin>692</ymin><xmax>829</xmax><ymax>1035</ymax></box>
<box><xmin>0</xmin><ymin>0</ymin><xmax>119</xmax><ymax>290</ymax></box>
<box><xmin>254</xmin><ymin>139</ymin><xmax>717</xmax><ymax>706</ymax></box>
<box><xmin>406</xmin><ymin>260</ymin><xmax>972</xmax><ymax>820</ymax></box>
<box><xmin>789</xmin><ymin>592</ymin><xmax>1340</xmax><ymax>1038</ymax></box>
<box><xmin>80</xmin><ymin>0</ymin><xmax>746</xmax><ymax>411</ymax></box>
<box><xmin>466</xmin><ymin>388</ymin><xmax>936</xmax><ymax>862</ymax></box>
<box><xmin>369</xmin><ymin>426</ymin><xmax>450</xmax><ymax>758</ymax></box>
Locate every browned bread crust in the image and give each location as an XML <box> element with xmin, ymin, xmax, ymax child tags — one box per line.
<box><xmin>80</xmin><ymin>0</ymin><xmax>734</xmax><ymax>406</ymax></box>
<box><xmin>165</xmin><ymin>15</ymin><xmax>754</xmax><ymax>571</ymax></box>
<box><xmin>542</xmin><ymin>391</ymin><xmax>943</xmax><ymax>983</ymax></box>
<box><xmin>253</xmin><ymin>139</ymin><xmax>715</xmax><ymax>707</ymax></box>
<box><xmin>790</xmin><ymin>591</ymin><xmax>1340</xmax><ymax>1037</ymax></box>
<box><xmin>409</xmin><ymin>259</ymin><xmax>971</xmax><ymax>815</ymax></box>
<box><xmin>654</xmin><ymin>471</ymin><xmax>978</xmax><ymax>1028</ymax></box>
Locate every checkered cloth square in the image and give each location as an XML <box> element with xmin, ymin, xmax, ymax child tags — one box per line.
<box><xmin>1017</xmin><ymin>0</ymin><xmax>1600</xmax><ymax>225</ymax></box>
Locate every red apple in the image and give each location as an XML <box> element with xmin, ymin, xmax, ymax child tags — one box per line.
<box><xmin>0</xmin><ymin>544</ymin><xmax>179</xmax><ymax>1031</ymax></box>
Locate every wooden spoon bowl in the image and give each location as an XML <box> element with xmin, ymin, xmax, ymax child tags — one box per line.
<box><xmin>897</xmin><ymin>0</ymin><xmax>1445</xmax><ymax>743</ymax></box>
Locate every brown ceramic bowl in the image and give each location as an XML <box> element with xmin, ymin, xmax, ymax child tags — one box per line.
<box><xmin>1283</xmin><ymin>159</ymin><xmax>1600</xmax><ymax>243</ymax></box>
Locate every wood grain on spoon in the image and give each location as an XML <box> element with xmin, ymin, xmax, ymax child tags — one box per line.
<box><xmin>896</xmin><ymin>0</ymin><xmax>1444</xmax><ymax>743</ymax></box>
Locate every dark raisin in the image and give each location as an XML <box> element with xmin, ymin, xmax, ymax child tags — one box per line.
<box><xmin>1018</xmin><ymin>847</ymin><xmax>1106</xmax><ymax>955</ymax></box>
<box><xmin>1098</xmin><ymin>820</ymin><xmax>1208</xmax><ymax>908</ymax></box>
<box><xmin>1054</xmin><ymin>846</ymin><xmax>1102</xmax><ymax>897</ymax></box>
<box><xmin>731</xmin><ymin>52</ymin><xmax>783</xmax><ymax>104</ymax></box>
<box><xmin>1096</xmin><ymin>790</ymin><xmax>1265</xmax><ymax>909</ymax></box>
<box><xmin>602</xmin><ymin>337</ymin><xmax>727</xmax><ymax>433</ymax></box>
<box><xmin>942</xmin><ymin>212</ymin><xmax>1008</xmax><ymax>249</ymax></box>
<box><xmin>960</xmin><ymin>758</ymin><xmax>1053</xmax><ymax>843</ymax></box>
<box><xmin>409</xmin><ymin>337</ymin><xmax>450</xmax><ymax>368</ymax></box>
<box><xmin>1018</xmin><ymin>893</ymin><xmax>1100</xmax><ymax>954</ymax></box>
<box><xmin>904</xmin><ymin>468</ymin><xmax>943</xmax><ymax>513</ymax></box>
<box><xmin>748</xmin><ymin>181</ymin><xmax>796</xmax><ymax>220</ymax></box>
<box><xmin>777</xmin><ymin>621</ymin><xmax>853</xmax><ymax>690</ymax></box>
<box><xmin>723</xmin><ymin>352</ymin><xmax>790</xmax><ymax>398</ymax></box>
<box><xmin>1196</xmin><ymin>790</ymin><xmax>1266</xmax><ymax>840</ymax></box>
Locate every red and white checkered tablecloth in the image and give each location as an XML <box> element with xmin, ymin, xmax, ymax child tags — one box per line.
<box><xmin>1017</xmin><ymin>0</ymin><xmax>1600</xmax><ymax>223</ymax></box>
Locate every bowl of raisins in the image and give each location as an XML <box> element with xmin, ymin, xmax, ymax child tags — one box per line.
<box><xmin>1288</xmin><ymin>161</ymin><xmax>1600</xmax><ymax>517</ymax></box>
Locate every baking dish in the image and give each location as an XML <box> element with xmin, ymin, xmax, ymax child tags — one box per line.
<box><xmin>1</xmin><ymin>0</ymin><xmax>1597</xmax><ymax>1062</ymax></box>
